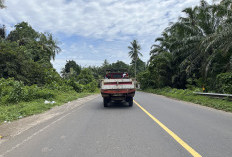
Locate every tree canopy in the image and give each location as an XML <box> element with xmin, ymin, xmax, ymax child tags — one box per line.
<box><xmin>128</xmin><ymin>40</ymin><xmax>142</xmax><ymax>78</ymax></box>
<box><xmin>61</xmin><ymin>60</ymin><xmax>81</xmax><ymax>79</ymax></box>
<box><xmin>139</xmin><ymin>0</ymin><xmax>232</xmax><ymax>93</ymax></box>
<box><xmin>0</xmin><ymin>22</ymin><xmax>61</xmax><ymax>86</ymax></box>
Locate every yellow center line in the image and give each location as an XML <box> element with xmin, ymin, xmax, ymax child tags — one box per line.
<box><xmin>134</xmin><ymin>100</ymin><xmax>202</xmax><ymax>157</ymax></box>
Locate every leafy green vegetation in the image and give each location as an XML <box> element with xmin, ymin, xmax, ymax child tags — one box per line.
<box><xmin>0</xmin><ymin>22</ymin><xmax>98</xmax><ymax>123</ymax></box>
<box><xmin>0</xmin><ymin>91</ymin><xmax>91</xmax><ymax>123</ymax></box>
<box><xmin>0</xmin><ymin>77</ymin><xmax>97</xmax><ymax>123</ymax></box>
<box><xmin>136</xmin><ymin>0</ymin><xmax>232</xmax><ymax>112</ymax></box>
<box><xmin>216</xmin><ymin>72</ymin><xmax>232</xmax><ymax>94</ymax></box>
<box><xmin>144</xmin><ymin>87</ymin><xmax>232</xmax><ymax>112</ymax></box>
<box><xmin>0</xmin><ymin>21</ymin><xmax>142</xmax><ymax>123</ymax></box>
<box><xmin>1</xmin><ymin>0</ymin><xmax>232</xmax><ymax>121</ymax></box>
<box><xmin>138</xmin><ymin>0</ymin><xmax>232</xmax><ymax>93</ymax></box>
<box><xmin>136</xmin><ymin>1</ymin><xmax>232</xmax><ymax>112</ymax></box>
<box><xmin>61</xmin><ymin>60</ymin><xmax>81</xmax><ymax>79</ymax></box>
<box><xmin>88</xmin><ymin>59</ymin><xmax>146</xmax><ymax>80</ymax></box>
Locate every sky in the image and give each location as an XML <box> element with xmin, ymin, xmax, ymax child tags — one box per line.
<box><xmin>0</xmin><ymin>0</ymin><xmax>213</xmax><ymax>73</ymax></box>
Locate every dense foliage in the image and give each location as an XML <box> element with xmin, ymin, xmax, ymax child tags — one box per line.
<box><xmin>88</xmin><ymin>59</ymin><xmax>146</xmax><ymax>80</ymax></box>
<box><xmin>138</xmin><ymin>0</ymin><xmax>232</xmax><ymax>93</ymax></box>
<box><xmin>0</xmin><ymin>21</ymin><xmax>145</xmax><ymax>106</ymax></box>
<box><xmin>0</xmin><ymin>22</ymin><xmax>61</xmax><ymax>86</ymax></box>
<box><xmin>0</xmin><ymin>78</ymin><xmax>55</xmax><ymax>104</ymax></box>
<box><xmin>61</xmin><ymin>60</ymin><xmax>81</xmax><ymax>79</ymax></box>
<box><xmin>216</xmin><ymin>72</ymin><xmax>232</xmax><ymax>94</ymax></box>
<box><xmin>0</xmin><ymin>22</ymin><xmax>98</xmax><ymax>106</ymax></box>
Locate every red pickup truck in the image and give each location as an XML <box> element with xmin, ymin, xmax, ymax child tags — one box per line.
<box><xmin>100</xmin><ymin>72</ymin><xmax>136</xmax><ymax>107</ymax></box>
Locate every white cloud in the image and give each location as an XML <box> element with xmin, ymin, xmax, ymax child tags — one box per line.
<box><xmin>0</xmin><ymin>0</ymin><xmax>211</xmax><ymax>40</ymax></box>
<box><xmin>0</xmin><ymin>0</ymin><xmax>212</xmax><ymax>72</ymax></box>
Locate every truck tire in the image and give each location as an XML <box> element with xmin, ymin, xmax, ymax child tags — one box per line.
<box><xmin>103</xmin><ymin>98</ymin><xmax>109</xmax><ymax>107</ymax></box>
<box><xmin>128</xmin><ymin>97</ymin><xmax>133</xmax><ymax>107</ymax></box>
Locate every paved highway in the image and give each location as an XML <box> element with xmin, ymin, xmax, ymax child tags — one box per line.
<box><xmin>1</xmin><ymin>92</ymin><xmax>232</xmax><ymax>157</ymax></box>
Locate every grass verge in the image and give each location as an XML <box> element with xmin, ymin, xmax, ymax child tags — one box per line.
<box><xmin>0</xmin><ymin>91</ymin><xmax>95</xmax><ymax>123</ymax></box>
<box><xmin>143</xmin><ymin>87</ymin><xmax>232</xmax><ymax>112</ymax></box>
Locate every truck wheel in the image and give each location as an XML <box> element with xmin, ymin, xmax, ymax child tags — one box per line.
<box><xmin>128</xmin><ymin>97</ymin><xmax>133</xmax><ymax>107</ymax></box>
<box><xmin>103</xmin><ymin>98</ymin><xmax>109</xmax><ymax>107</ymax></box>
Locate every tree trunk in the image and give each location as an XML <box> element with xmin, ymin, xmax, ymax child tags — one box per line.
<box><xmin>135</xmin><ymin>57</ymin><xmax>137</xmax><ymax>79</ymax></box>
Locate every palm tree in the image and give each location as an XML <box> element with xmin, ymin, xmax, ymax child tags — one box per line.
<box><xmin>148</xmin><ymin>0</ymin><xmax>224</xmax><ymax>86</ymax></box>
<box><xmin>128</xmin><ymin>40</ymin><xmax>142</xmax><ymax>78</ymax></box>
<box><xmin>168</xmin><ymin>0</ymin><xmax>223</xmax><ymax>78</ymax></box>
<box><xmin>150</xmin><ymin>32</ymin><xmax>172</xmax><ymax>57</ymax></box>
<box><xmin>38</xmin><ymin>33</ymin><xmax>61</xmax><ymax>60</ymax></box>
<box><xmin>144</xmin><ymin>0</ymin><xmax>232</xmax><ymax>90</ymax></box>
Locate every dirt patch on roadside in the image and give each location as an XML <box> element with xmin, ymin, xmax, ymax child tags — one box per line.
<box><xmin>0</xmin><ymin>94</ymin><xmax>99</xmax><ymax>143</ymax></box>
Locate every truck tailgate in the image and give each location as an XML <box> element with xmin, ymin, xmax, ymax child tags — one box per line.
<box><xmin>101</xmin><ymin>79</ymin><xmax>135</xmax><ymax>90</ymax></box>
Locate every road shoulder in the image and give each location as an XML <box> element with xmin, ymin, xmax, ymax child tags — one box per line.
<box><xmin>0</xmin><ymin>94</ymin><xmax>99</xmax><ymax>144</ymax></box>
<box><xmin>139</xmin><ymin>91</ymin><xmax>232</xmax><ymax>115</ymax></box>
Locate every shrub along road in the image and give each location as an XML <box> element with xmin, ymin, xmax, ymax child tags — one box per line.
<box><xmin>0</xmin><ymin>92</ymin><xmax>232</xmax><ymax>157</ymax></box>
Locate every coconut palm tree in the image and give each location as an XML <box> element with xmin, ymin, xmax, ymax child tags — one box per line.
<box><xmin>128</xmin><ymin>40</ymin><xmax>142</xmax><ymax>78</ymax></box>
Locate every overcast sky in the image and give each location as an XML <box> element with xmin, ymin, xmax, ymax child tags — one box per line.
<box><xmin>0</xmin><ymin>0</ymin><xmax>212</xmax><ymax>72</ymax></box>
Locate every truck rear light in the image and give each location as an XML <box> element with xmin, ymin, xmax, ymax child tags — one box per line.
<box><xmin>104</xmin><ymin>82</ymin><xmax>132</xmax><ymax>85</ymax></box>
<box><xmin>119</xmin><ymin>82</ymin><xmax>132</xmax><ymax>85</ymax></box>
<box><xmin>104</xmin><ymin>82</ymin><xmax>117</xmax><ymax>85</ymax></box>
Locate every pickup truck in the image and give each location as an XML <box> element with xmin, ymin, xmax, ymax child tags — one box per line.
<box><xmin>100</xmin><ymin>72</ymin><xmax>136</xmax><ymax>107</ymax></box>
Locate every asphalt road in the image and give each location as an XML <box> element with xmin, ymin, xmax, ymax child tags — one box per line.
<box><xmin>1</xmin><ymin>92</ymin><xmax>232</xmax><ymax>157</ymax></box>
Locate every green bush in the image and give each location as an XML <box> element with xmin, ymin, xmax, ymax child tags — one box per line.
<box><xmin>0</xmin><ymin>78</ymin><xmax>13</xmax><ymax>97</ymax></box>
<box><xmin>23</xmin><ymin>85</ymin><xmax>54</xmax><ymax>101</ymax></box>
<box><xmin>0</xmin><ymin>78</ymin><xmax>55</xmax><ymax>105</ymax></box>
<box><xmin>83</xmin><ymin>81</ymin><xmax>97</xmax><ymax>92</ymax></box>
<box><xmin>44</xmin><ymin>69</ymin><xmax>62</xmax><ymax>84</ymax></box>
<box><xmin>216</xmin><ymin>72</ymin><xmax>232</xmax><ymax>94</ymax></box>
<box><xmin>0</xmin><ymin>73</ymin><xmax>97</xmax><ymax>106</ymax></box>
<box><xmin>22</xmin><ymin>85</ymin><xmax>39</xmax><ymax>101</ymax></box>
<box><xmin>45</xmin><ymin>81</ymin><xmax>73</xmax><ymax>91</ymax></box>
<box><xmin>33</xmin><ymin>88</ymin><xmax>54</xmax><ymax>100</ymax></box>
<box><xmin>77</xmin><ymin>68</ymin><xmax>95</xmax><ymax>85</ymax></box>
<box><xmin>67</xmin><ymin>80</ymin><xmax>83</xmax><ymax>93</ymax></box>
<box><xmin>0</xmin><ymin>78</ymin><xmax>24</xmax><ymax>103</ymax></box>
<box><xmin>8</xmin><ymin>80</ymin><xmax>25</xmax><ymax>103</ymax></box>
